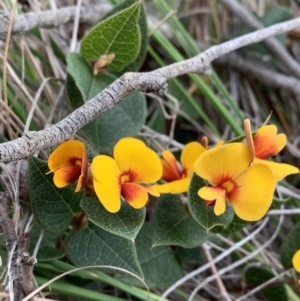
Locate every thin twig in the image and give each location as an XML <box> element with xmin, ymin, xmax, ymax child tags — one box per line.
<box><xmin>0</xmin><ymin>4</ymin><xmax>112</xmax><ymax>38</ymax></box>
<box><xmin>215</xmin><ymin>53</ymin><xmax>300</xmax><ymax>95</ymax></box>
<box><xmin>202</xmin><ymin>244</ymin><xmax>232</xmax><ymax>301</ymax></box>
<box><xmin>219</xmin><ymin>0</ymin><xmax>300</xmax><ymax>79</ymax></box>
<box><xmin>69</xmin><ymin>0</ymin><xmax>82</xmax><ymax>52</ymax></box>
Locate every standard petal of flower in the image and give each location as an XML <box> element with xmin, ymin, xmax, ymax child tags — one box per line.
<box><xmin>114</xmin><ymin>137</ymin><xmax>162</xmax><ymax>183</ymax></box>
<box><xmin>254</xmin><ymin>125</ymin><xmax>287</xmax><ymax>159</ymax></box>
<box><xmin>254</xmin><ymin>158</ymin><xmax>299</xmax><ymax>182</ymax></box>
<box><xmin>229</xmin><ymin>164</ymin><xmax>275</xmax><ymax>221</ymax></box>
<box><xmin>53</xmin><ymin>166</ymin><xmax>81</xmax><ymax>188</ymax></box>
<box><xmin>194</xmin><ymin>143</ymin><xmax>251</xmax><ymax>185</ymax></box>
<box><xmin>122</xmin><ymin>182</ymin><xmax>149</xmax><ymax>209</ymax></box>
<box><xmin>181</xmin><ymin>142</ymin><xmax>206</xmax><ymax>178</ymax></box>
<box><xmin>292</xmin><ymin>250</ymin><xmax>300</xmax><ymax>273</ymax></box>
<box><xmin>48</xmin><ymin>140</ymin><xmax>85</xmax><ymax>171</ymax></box>
<box><xmin>152</xmin><ymin>178</ymin><xmax>190</xmax><ymax>194</ymax></box>
<box><xmin>91</xmin><ymin>155</ymin><xmax>122</xmax><ymax>213</ymax></box>
<box><xmin>161</xmin><ymin>151</ymin><xmax>181</xmax><ymax>181</ymax></box>
<box><xmin>198</xmin><ymin>186</ymin><xmax>227</xmax><ymax>215</ymax></box>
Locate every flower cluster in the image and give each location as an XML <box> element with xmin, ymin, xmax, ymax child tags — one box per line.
<box><xmin>47</xmin><ymin>122</ymin><xmax>299</xmax><ymax>220</ymax></box>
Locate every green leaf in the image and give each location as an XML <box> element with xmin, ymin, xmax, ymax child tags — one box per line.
<box><xmin>175</xmin><ymin>246</ymin><xmax>205</xmax><ymax>264</ymax></box>
<box><xmin>118</xmin><ymin>223</ymin><xmax>183</xmax><ymax>288</ymax></box>
<box><xmin>80</xmin><ymin>1</ymin><xmax>142</xmax><ymax>72</ymax></box>
<box><xmin>65</xmin><ymin>223</ymin><xmax>143</xmax><ymax>278</ymax></box>
<box><xmin>101</xmin><ymin>0</ymin><xmax>148</xmax><ymax>73</ymax></box>
<box><xmin>67</xmin><ymin>53</ymin><xmax>116</xmax><ymax>104</ymax></box>
<box><xmin>81</xmin><ymin>197</ymin><xmax>145</xmax><ymax>241</ymax></box>
<box><xmin>29</xmin><ymin>226</ymin><xmax>65</xmax><ymax>261</ymax></box>
<box><xmin>280</xmin><ymin>222</ymin><xmax>300</xmax><ymax>269</ymax></box>
<box><xmin>28</xmin><ymin>156</ymin><xmax>84</xmax><ymax>234</ymax></box>
<box><xmin>187</xmin><ymin>173</ymin><xmax>234</xmax><ymax>231</ymax></box>
<box><xmin>152</xmin><ymin>194</ymin><xmax>207</xmax><ymax>248</ymax></box>
<box><xmin>261</xmin><ymin>5</ymin><xmax>292</xmax><ymax>27</ymax></box>
<box><xmin>67</xmin><ymin>53</ymin><xmax>146</xmax><ymax>152</ymax></box>
<box><xmin>245</xmin><ymin>266</ymin><xmax>288</xmax><ymax>301</ymax></box>
<box><xmin>82</xmin><ymin>92</ymin><xmax>146</xmax><ymax>152</ymax></box>
<box><xmin>212</xmin><ymin>214</ymin><xmax>248</xmax><ymax>236</ymax></box>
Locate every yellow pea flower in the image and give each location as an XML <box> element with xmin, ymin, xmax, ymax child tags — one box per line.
<box><xmin>194</xmin><ymin>143</ymin><xmax>276</xmax><ymax>221</ymax></box>
<box><xmin>152</xmin><ymin>142</ymin><xmax>206</xmax><ymax>194</ymax></box>
<box><xmin>91</xmin><ymin>137</ymin><xmax>162</xmax><ymax>213</ymax></box>
<box><xmin>253</xmin><ymin>125</ymin><xmax>299</xmax><ymax>181</ymax></box>
<box><xmin>48</xmin><ymin>140</ymin><xmax>88</xmax><ymax>192</ymax></box>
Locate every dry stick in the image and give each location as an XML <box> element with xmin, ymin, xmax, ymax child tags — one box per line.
<box><xmin>202</xmin><ymin>244</ymin><xmax>232</xmax><ymax>301</ymax></box>
<box><xmin>219</xmin><ymin>0</ymin><xmax>300</xmax><ymax>79</ymax></box>
<box><xmin>0</xmin><ymin>17</ymin><xmax>299</xmax><ymax>163</ymax></box>
<box><xmin>215</xmin><ymin>53</ymin><xmax>300</xmax><ymax>96</ymax></box>
<box><xmin>0</xmin><ymin>4</ymin><xmax>112</xmax><ymax>37</ymax></box>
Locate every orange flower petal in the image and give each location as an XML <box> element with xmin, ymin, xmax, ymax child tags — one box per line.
<box><xmin>161</xmin><ymin>152</ymin><xmax>181</xmax><ymax>181</ymax></box>
<box><xmin>114</xmin><ymin>137</ymin><xmax>162</xmax><ymax>183</ymax></box>
<box><xmin>152</xmin><ymin>178</ymin><xmax>190</xmax><ymax>194</ymax></box>
<box><xmin>53</xmin><ymin>166</ymin><xmax>81</xmax><ymax>188</ymax></box>
<box><xmin>122</xmin><ymin>182</ymin><xmax>149</xmax><ymax>209</ymax></box>
<box><xmin>194</xmin><ymin>143</ymin><xmax>251</xmax><ymax>185</ymax></box>
<box><xmin>198</xmin><ymin>186</ymin><xmax>226</xmax><ymax>216</ymax></box>
<box><xmin>254</xmin><ymin>158</ymin><xmax>299</xmax><ymax>182</ymax></box>
<box><xmin>48</xmin><ymin>140</ymin><xmax>85</xmax><ymax>171</ymax></box>
<box><xmin>229</xmin><ymin>164</ymin><xmax>275</xmax><ymax>221</ymax></box>
<box><xmin>181</xmin><ymin>142</ymin><xmax>206</xmax><ymax>178</ymax></box>
<box><xmin>293</xmin><ymin>250</ymin><xmax>300</xmax><ymax>273</ymax></box>
<box><xmin>91</xmin><ymin>155</ymin><xmax>122</xmax><ymax>213</ymax></box>
<box><xmin>254</xmin><ymin>125</ymin><xmax>287</xmax><ymax>159</ymax></box>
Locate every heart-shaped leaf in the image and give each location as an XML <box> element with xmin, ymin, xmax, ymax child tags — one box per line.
<box><xmin>66</xmin><ymin>223</ymin><xmax>143</xmax><ymax>278</ymax></box>
<box><xmin>80</xmin><ymin>1</ymin><xmax>142</xmax><ymax>72</ymax></box>
<box><xmin>81</xmin><ymin>197</ymin><xmax>145</xmax><ymax>241</ymax></box>
<box><xmin>152</xmin><ymin>194</ymin><xmax>207</xmax><ymax>248</ymax></box>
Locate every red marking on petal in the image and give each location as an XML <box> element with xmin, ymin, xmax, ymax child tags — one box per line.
<box><xmin>120</xmin><ymin>168</ymin><xmax>138</xmax><ymax>183</ymax></box>
<box><xmin>65</xmin><ymin>166</ymin><xmax>82</xmax><ymax>183</ymax></box>
<box><xmin>204</xmin><ymin>199</ymin><xmax>216</xmax><ymax>207</ymax></box>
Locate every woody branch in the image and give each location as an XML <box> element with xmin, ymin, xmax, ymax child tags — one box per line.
<box><xmin>0</xmin><ymin>17</ymin><xmax>300</xmax><ymax>162</ymax></box>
